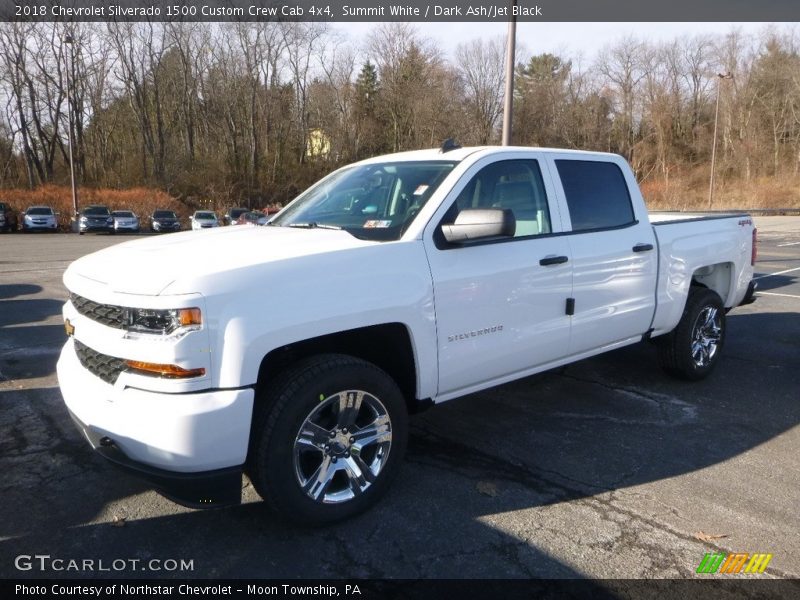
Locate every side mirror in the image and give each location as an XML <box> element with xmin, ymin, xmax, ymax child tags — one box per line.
<box><xmin>441</xmin><ymin>208</ymin><xmax>516</xmax><ymax>244</ymax></box>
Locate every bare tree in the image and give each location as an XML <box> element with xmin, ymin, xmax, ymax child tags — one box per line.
<box><xmin>455</xmin><ymin>36</ymin><xmax>505</xmax><ymax>144</ymax></box>
<box><xmin>597</xmin><ymin>36</ymin><xmax>648</xmax><ymax>165</ymax></box>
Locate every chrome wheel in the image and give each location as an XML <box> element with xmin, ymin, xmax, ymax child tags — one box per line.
<box><xmin>293</xmin><ymin>390</ymin><xmax>392</xmax><ymax>504</ymax></box>
<box><xmin>691</xmin><ymin>306</ymin><xmax>722</xmax><ymax>368</ymax></box>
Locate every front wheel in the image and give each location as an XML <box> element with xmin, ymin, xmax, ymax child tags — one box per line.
<box><xmin>657</xmin><ymin>287</ymin><xmax>726</xmax><ymax>380</ymax></box>
<box><xmin>247</xmin><ymin>354</ymin><xmax>408</xmax><ymax>525</ymax></box>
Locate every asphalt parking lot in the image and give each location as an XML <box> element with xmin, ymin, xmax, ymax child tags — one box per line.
<box><xmin>0</xmin><ymin>218</ymin><xmax>798</xmax><ymax>581</ymax></box>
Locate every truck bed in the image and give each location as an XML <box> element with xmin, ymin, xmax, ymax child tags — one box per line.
<box><xmin>649</xmin><ymin>211</ymin><xmax>749</xmax><ymax>225</ymax></box>
<box><xmin>649</xmin><ymin>211</ymin><xmax>755</xmax><ymax>336</ymax></box>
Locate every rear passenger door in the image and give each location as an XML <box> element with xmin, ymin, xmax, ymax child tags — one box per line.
<box><xmin>548</xmin><ymin>156</ymin><xmax>658</xmax><ymax>355</ymax></box>
<box><xmin>424</xmin><ymin>155</ymin><xmax>573</xmax><ymax>398</ymax></box>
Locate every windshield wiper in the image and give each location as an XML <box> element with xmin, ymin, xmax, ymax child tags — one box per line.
<box><xmin>286</xmin><ymin>222</ymin><xmax>341</xmax><ymax>230</ymax></box>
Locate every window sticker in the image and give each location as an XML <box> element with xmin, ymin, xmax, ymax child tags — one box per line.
<box><xmin>413</xmin><ymin>185</ymin><xmax>429</xmax><ymax>196</ymax></box>
<box><xmin>363</xmin><ymin>220</ymin><xmax>392</xmax><ymax>229</ymax></box>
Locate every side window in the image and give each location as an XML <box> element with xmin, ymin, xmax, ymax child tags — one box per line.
<box><xmin>555</xmin><ymin>159</ymin><xmax>635</xmax><ymax>232</ymax></box>
<box><xmin>448</xmin><ymin>159</ymin><xmax>552</xmax><ymax>238</ymax></box>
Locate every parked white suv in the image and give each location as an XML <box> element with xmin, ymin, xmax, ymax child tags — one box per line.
<box><xmin>190</xmin><ymin>210</ymin><xmax>219</xmax><ymax>230</ymax></box>
<box><xmin>58</xmin><ymin>146</ymin><xmax>756</xmax><ymax>524</ymax></box>
<box><xmin>21</xmin><ymin>205</ymin><xmax>58</xmax><ymax>232</ymax></box>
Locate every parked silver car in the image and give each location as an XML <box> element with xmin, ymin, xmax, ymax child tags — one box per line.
<box><xmin>191</xmin><ymin>210</ymin><xmax>220</xmax><ymax>230</ymax></box>
<box><xmin>112</xmin><ymin>210</ymin><xmax>140</xmax><ymax>233</ymax></box>
<box><xmin>21</xmin><ymin>205</ymin><xmax>58</xmax><ymax>232</ymax></box>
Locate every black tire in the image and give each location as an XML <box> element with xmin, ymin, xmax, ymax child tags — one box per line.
<box><xmin>247</xmin><ymin>354</ymin><xmax>408</xmax><ymax>525</ymax></box>
<box><xmin>657</xmin><ymin>287</ymin><xmax>726</xmax><ymax>381</ymax></box>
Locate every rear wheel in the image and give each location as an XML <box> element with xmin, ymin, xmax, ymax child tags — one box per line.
<box><xmin>247</xmin><ymin>354</ymin><xmax>408</xmax><ymax>525</ymax></box>
<box><xmin>657</xmin><ymin>287</ymin><xmax>726</xmax><ymax>380</ymax></box>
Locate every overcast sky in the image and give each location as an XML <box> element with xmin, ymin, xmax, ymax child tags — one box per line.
<box><xmin>336</xmin><ymin>22</ymin><xmax>790</xmax><ymax>62</ymax></box>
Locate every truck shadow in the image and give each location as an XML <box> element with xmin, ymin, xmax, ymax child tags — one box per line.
<box><xmin>0</xmin><ymin>283</ymin><xmax>43</xmax><ymax>300</ymax></box>
<box><xmin>0</xmin><ymin>310</ymin><xmax>797</xmax><ymax>580</ymax></box>
<box><xmin>0</xmin><ymin>324</ymin><xmax>66</xmax><ymax>381</ymax></box>
<box><xmin>0</xmin><ymin>298</ymin><xmax>64</xmax><ymax>328</ymax></box>
<box><xmin>752</xmin><ymin>273</ymin><xmax>796</xmax><ymax>292</ymax></box>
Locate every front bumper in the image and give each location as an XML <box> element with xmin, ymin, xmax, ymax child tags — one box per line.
<box><xmin>152</xmin><ymin>222</ymin><xmax>180</xmax><ymax>232</ymax></box>
<box><xmin>23</xmin><ymin>222</ymin><xmax>58</xmax><ymax>231</ymax></box>
<box><xmin>80</xmin><ymin>224</ymin><xmax>114</xmax><ymax>232</ymax></box>
<box><xmin>68</xmin><ymin>410</ymin><xmax>242</xmax><ymax>508</ymax></box>
<box><xmin>57</xmin><ymin>338</ymin><xmax>254</xmax><ymax>508</ymax></box>
<box><xmin>114</xmin><ymin>223</ymin><xmax>139</xmax><ymax>231</ymax></box>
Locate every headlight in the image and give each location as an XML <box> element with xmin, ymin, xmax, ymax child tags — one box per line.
<box><xmin>123</xmin><ymin>307</ymin><xmax>202</xmax><ymax>336</ymax></box>
<box><xmin>80</xmin><ymin>216</ymin><xmax>87</xmax><ymax>222</ymax></box>
<box><xmin>106</xmin><ymin>217</ymin><xmax>113</xmax><ymax>223</ymax></box>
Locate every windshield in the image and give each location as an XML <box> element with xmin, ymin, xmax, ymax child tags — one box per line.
<box><xmin>83</xmin><ymin>206</ymin><xmax>110</xmax><ymax>216</ymax></box>
<box><xmin>153</xmin><ymin>211</ymin><xmax>176</xmax><ymax>219</ymax></box>
<box><xmin>230</xmin><ymin>208</ymin><xmax>247</xmax><ymax>218</ymax></box>
<box><xmin>113</xmin><ymin>211</ymin><xmax>134</xmax><ymax>218</ymax></box>
<box><xmin>271</xmin><ymin>160</ymin><xmax>458</xmax><ymax>241</ymax></box>
<box><xmin>27</xmin><ymin>207</ymin><xmax>53</xmax><ymax>215</ymax></box>
<box><xmin>195</xmin><ymin>212</ymin><xmax>216</xmax><ymax>220</ymax></box>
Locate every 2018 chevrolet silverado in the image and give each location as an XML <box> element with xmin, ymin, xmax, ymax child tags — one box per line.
<box><xmin>58</xmin><ymin>146</ymin><xmax>757</xmax><ymax>523</ymax></box>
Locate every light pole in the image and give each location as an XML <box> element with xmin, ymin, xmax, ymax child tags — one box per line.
<box><xmin>501</xmin><ymin>0</ymin><xmax>517</xmax><ymax>146</ymax></box>
<box><xmin>63</xmin><ymin>33</ymin><xmax>79</xmax><ymax>220</ymax></box>
<box><xmin>708</xmin><ymin>72</ymin><xmax>732</xmax><ymax>208</ymax></box>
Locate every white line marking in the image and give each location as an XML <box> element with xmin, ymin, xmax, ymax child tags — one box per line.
<box><xmin>753</xmin><ymin>266</ymin><xmax>800</xmax><ymax>280</ymax></box>
<box><xmin>758</xmin><ymin>291</ymin><xmax>800</xmax><ymax>299</ymax></box>
<box><xmin>0</xmin><ymin>267</ymin><xmax>66</xmax><ymax>274</ymax></box>
<box><xmin>777</xmin><ymin>241</ymin><xmax>800</xmax><ymax>247</ymax></box>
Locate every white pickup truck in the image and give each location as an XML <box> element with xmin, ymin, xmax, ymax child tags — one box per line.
<box><xmin>58</xmin><ymin>146</ymin><xmax>757</xmax><ymax>523</ymax></box>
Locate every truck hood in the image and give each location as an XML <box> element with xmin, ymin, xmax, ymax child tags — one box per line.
<box><xmin>66</xmin><ymin>226</ymin><xmax>373</xmax><ymax>296</ymax></box>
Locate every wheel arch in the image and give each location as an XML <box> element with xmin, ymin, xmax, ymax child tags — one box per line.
<box><xmin>691</xmin><ymin>262</ymin><xmax>734</xmax><ymax>306</ymax></box>
<box><xmin>254</xmin><ymin>323</ymin><xmax>421</xmax><ymax>414</ymax></box>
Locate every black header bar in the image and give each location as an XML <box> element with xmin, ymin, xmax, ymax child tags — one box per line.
<box><xmin>3</xmin><ymin>0</ymin><xmax>799</xmax><ymax>23</ymax></box>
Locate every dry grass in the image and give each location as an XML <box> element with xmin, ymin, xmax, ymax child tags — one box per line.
<box><xmin>640</xmin><ymin>170</ymin><xmax>800</xmax><ymax>212</ymax></box>
<box><xmin>0</xmin><ymin>186</ymin><xmax>186</xmax><ymax>230</ymax></box>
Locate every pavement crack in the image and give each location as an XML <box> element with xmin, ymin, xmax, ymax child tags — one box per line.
<box><xmin>556</xmin><ymin>371</ymin><xmax>698</xmax><ymax>424</ymax></box>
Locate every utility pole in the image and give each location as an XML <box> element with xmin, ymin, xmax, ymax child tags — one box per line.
<box><xmin>708</xmin><ymin>72</ymin><xmax>733</xmax><ymax>208</ymax></box>
<box><xmin>63</xmin><ymin>33</ymin><xmax>79</xmax><ymax>219</ymax></box>
<box><xmin>501</xmin><ymin>0</ymin><xmax>517</xmax><ymax>146</ymax></box>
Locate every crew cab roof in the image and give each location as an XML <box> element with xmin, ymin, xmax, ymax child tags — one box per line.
<box><xmin>353</xmin><ymin>145</ymin><xmax>621</xmax><ymax>166</ymax></box>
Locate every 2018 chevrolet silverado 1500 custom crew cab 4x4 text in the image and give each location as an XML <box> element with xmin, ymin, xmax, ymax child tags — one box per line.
<box><xmin>58</xmin><ymin>146</ymin><xmax>757</xmax><ymax>523</ymax></box>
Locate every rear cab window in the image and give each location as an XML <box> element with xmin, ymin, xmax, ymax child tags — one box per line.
<box><xmin>555</xmin><ymin>159</ymin><xmax>636</xmax><ymax>232</ymax></box>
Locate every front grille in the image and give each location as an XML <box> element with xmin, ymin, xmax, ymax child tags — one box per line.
<box><xmin>70</xmin><ymin>293</ymin><xmax>126</xmax><ymax>329</ymax></box>
<box><xmin>74</xmin><ymin>339</ymin><xmax>126</xmax><ymax>385</ymax></box>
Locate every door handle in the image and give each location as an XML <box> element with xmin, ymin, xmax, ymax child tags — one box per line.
<box><xmin>632</xmin><ymin>243</ymin><xmax>654</xmax><ymax>252</ymax></box>
<box><xmin>539</xmin><ymin>255</ymin><xmax>569</xmax><ymax>266</ymax></box>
